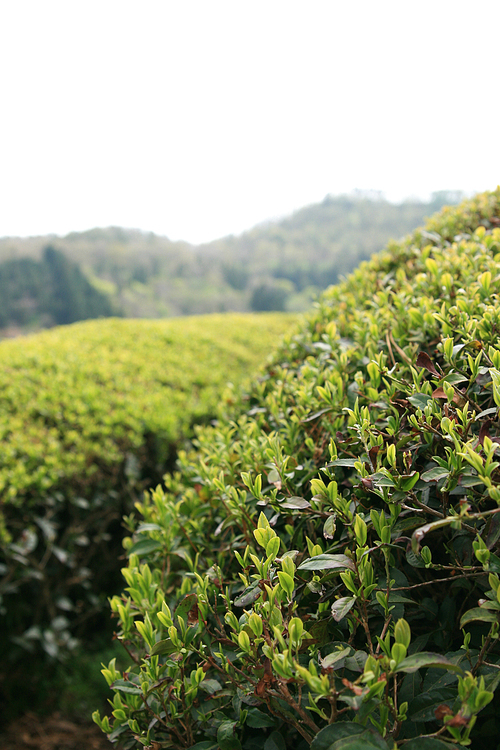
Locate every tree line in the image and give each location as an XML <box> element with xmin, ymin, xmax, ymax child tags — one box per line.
<box><xmin>0</xmin><ymin>191</ymin><xmax>464</xmax><ymax>333</ymax></box>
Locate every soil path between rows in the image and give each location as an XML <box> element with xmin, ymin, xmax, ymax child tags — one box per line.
<box><xmin>0</xmin><ymin>712</ymin><xmax>113</xmax><ymax>749</ymax></box>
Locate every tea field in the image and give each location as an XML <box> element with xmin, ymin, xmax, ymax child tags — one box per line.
<box><xmin>0</xmin><ymin>311</ymin><xmax>296</xmax><ymax>722</ymax></box>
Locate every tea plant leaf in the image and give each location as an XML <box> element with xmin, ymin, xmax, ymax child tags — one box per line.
<box><xmin>395</xmin><ymin>652</ymin><xmax>464</xmax><ymax>674</ymax></box>
<box><xmin>127</xmin><ymin>538</ymin><xmax>163</xmax><ymax>557</ymax></box>
<box><xmin>298</xmin><ymin>554</ymin><xmax>355</xmax><ymax>572</ymax></box>
<box><xmin>280</xmin><ymin>496</ymin><xmax>311</xmax><ymax>509</ymax></box>
<box><xmin>460</xmin><ymin>608</ymin><xmax>499</xmax><ymax>627</ymax></box>
<box><xmin>421</xmin><ymin>467</ymin><xmax>450</xmax><ymax>482</ymax></box>
<box><xmin>217</xmin><ymin>721</ymin><xmax>241</xmax><ymax>750</ymax></box>
<box><xmin>403</xmin><ymin>740</ymin><xmax>459</xmax><ymax>750</ymax></box>
<box><xmin>149</xmin><ymin>638</ymin><xmax>178</xmax><ymax>656</ymax></box>
<box><xmin>331</xmin><ymin>597</ymin><xmax>356</xmax><ymax>622</ymax></box>
<box><xmin>264</xmin><ymin>732</ymin><xmax>286</xmax><ymax>750</ymax></box>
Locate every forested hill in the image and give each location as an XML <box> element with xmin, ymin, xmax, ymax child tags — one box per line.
<box><xmin>0</xmin><ymin>191</ymin><xmax>463</xmax><ymax>333</ymax></box>
<box><xmin>0</xmin><ymin>246</ymin><xmax>117</xmax><ymax>334</ymax></box>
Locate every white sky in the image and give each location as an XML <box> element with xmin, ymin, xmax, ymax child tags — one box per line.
<box><xmin>1</xmin><ymin>1</ymin><xmax>499</xmax><ymax>244</ymax></box>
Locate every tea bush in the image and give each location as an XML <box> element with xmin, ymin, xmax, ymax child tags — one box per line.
<box><xmin>0</xmin><ymin>313</ymin><xmax>292</xmax><ymax>667</ymax></box>
<box><xmin>94</xmin><ymin>190</ymin><xmax>500</xmax><ymax>749</ymax></box>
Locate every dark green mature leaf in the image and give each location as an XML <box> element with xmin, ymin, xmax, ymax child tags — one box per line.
<box><xmin>408</xmin><ymin>686</ymin><xmax>457</xmax><ymax>723</ymax></box>
<box><xmin>460</xmin><ymin>607</ymin><xmax>499</xmax><ymax>627</ymax></box>
<box><xmin>245</xmin><ymin>707</ymin><xmax>276</xmax><ymax>728</ymax></box>
<box><xmin>394</xmin><ymin>515</ymin><xmax>426</xmax><ymax>534</ymax></box>
<box><xmin>485</xmin><ymin>512</ymin><xmax>500</xmax><ymax>549</ymax></box>
<box><xmin>217</xmin><ymin>720</ymin><xmax>241</xmax><ymax>750</ymax></box>
<box><xmin>403</xmin><ymin>739</ymin><xmax>459</xmax><ymax>750</ymax></box>
<box><xmin>175</xmin><ymin>593</ymin><xmax>197</xmax><ymax>622</ymax></box>
<box><xmin>108</xmin><ymin>725</ymin><xmax>129</xmax><ymax>742</ymax></box>
<box><xmin>188</xmin><ymin>743</ymin><xmax>217</xmax><ymax>750</ymax></box>
<box><xmin>311</xmin><ymin>723</ymin><xmax>364</xmax><ymax>750</ymax></box>
<box><xmin>320</xmin><ymin>647</ymin><xmax>351</xmax><ymax>669</ymax></box>
<box><xmin>405</xmin><ymin>548</ymin><xmax>426</xmax><ymax>568</ymax></box>
<box><xmin>421</xmin><ymin>467</ymin><xmax>450</xmax><ymax>482</ymax></box>
<box><xmin>110</xmin><ymin>679</ymin><xmax>143</xmax><ymax>694</ymax></box>
<box><xmin>150</xmin><ymin>638</ymin><xmax>178</xmax><ymax>656</ymax></box>
<box><xmin>370</xmin><ymin>472</ymin><xmax>396</xmax><ymax>487</ymax></box>
<box><xmin>331</xmin><ymin>597</ymin><xmax>356</xmax><ymax>622</ymax></box>
<box><xmin>344</xmin><ymin>650</ymin><xmax>368</xmax><ymax>673</ymax></box>
<box><xmin>264</xmin><ymin>731</ymin><xmax>286</xmax><ymax>750</ymax></box>
<box><xmin>386</xmin><ymin>593</ymin><xmax>418</xmax><ymax>605</ymax></box>
<box><xmin>199</xmin><ymin>678</ymin><xmax>222</xmax><ymax>694</ymax></box>
<box><xmin>127</xmin><ymin>538</ymin><xmax>163</xmax><ymax>557</ymax></box>
<box><xmin>298</xmin><ymin>554</ymin><xmax>355</xmax><ymax>572</ymax></box>
<box><xmin>332</xmin><ymin>736</ymin><xmax>389</xmax><ymax>750</ymax></box>
<box><xmin>408</xmin><ymin>393</ymin><xmax>433</xmax><ymax>409</ymax></box>
<box><xmin>311</xmin><ymin>723</ymin><xmax>389</xmax><ymax>750</ymax></box>
<box><xmin>396</xmin><ymin>652</ymin><xmax>464</xmax><ymax>674</ymax></box>
<box><xmin>234</xmin><ymin>580</ymin><xmax>261</xmax><ymax>607</ymax></box>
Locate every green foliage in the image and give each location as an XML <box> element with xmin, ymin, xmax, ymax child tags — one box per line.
<box><xmin>95</xmin><ymin>189</ymin><xmax>500</xmax><ymax>748</ymax></box>
<box><xmin>251</xmin><ymin>279</ymin><xmax>294</xmax><ymax>312</ymax></box>
<box><xmin>0</xmin><ymin>193</ymin><xmax>461</xmax><ymax>327</ymax></box>
<box><xmin>0</xmin><ymin>312</ymin><xmax>292</xmax><ymax>678</ymax></box>
<box><xmin>0</xmin><ymin>245</ymin><xmax>117</xmax><ymax>329</ymax></box>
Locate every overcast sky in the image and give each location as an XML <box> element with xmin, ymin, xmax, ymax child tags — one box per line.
<box><xmin>1</xmin><ymin>1</ymin><xmax>499</xmax><ymax>244</ymax></box>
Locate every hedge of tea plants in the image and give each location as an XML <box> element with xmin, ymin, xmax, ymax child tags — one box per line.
<box><xmin>94</xmin><ymin>189</ymin><xmax>500</xmax><ymax>749</ymax></box>
<box><xmin>0</xmin><ymin>312</ymin><xmax>293</xmax><ymax>667</ymax></box>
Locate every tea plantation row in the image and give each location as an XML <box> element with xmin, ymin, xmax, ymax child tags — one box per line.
<box><xmin>0</xmin><ymin>313</ymin><xmax>294</xmax><ymax>692</ymax></box>
<box><xmin>93</xmin><ymin>190</ymin><xmax>500</xmax><ymax>749</ymax></box>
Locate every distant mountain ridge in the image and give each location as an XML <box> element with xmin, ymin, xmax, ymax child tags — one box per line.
<box><xmin>0</xmin><ymin>191</ymin><xmax>464</xmax><ymax>333</ymax></box>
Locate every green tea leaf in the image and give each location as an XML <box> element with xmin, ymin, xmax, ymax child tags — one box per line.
<box><xmin>127</xmin><ymin>538</ymin><xmax>163</xmax><ymax>557</ymax></box>
<box><xmin>395</xmin><ymin>652</ymin><xmax>464</xmax><ymax>674</ymax></box>
<box><xmin>460</xmin><ymin>607</ymin><xmax>499</xmax><ymax>627</ymax></box>
<box><xmin>331</xmin><ymin>597</ymin><xmax>356</xmax><ymax>622</ymax></box>
<box><xmin>264</xmin><ymin>731</ymin><xmax>286</xmax><ymax>750</ymax></box>
<box><xmin>110</xmin><ymin>679</ymin><xmax>143</xmax><ymax>694</ymax></box>
<box><xmin>280</xmin><ymin>496</ymin><xmax>311</xmax><ymax>509</ymax></box>
<box><xmin>217</xmin><ymin>721</ymin><xmax>241</xmax><ymax>750</ymax></box>
<box><xmin>403</xmin><ymin>739</ymin><xmax>459</xmax><ymax>750</ymax></box>
<box><xmin>298</xmin><ymin>554</ymin><xmax>355</xmax><ymax>572</ymax></box>
<box><xmin>421</xmin><ymin>467</ymin><xmax>450</xmax><ymax>482</ymax></box>
<box><xmin>245</xmin><ymin>707</ymin><xmax>276</xmax><ymax>728</ymax></box>
<box><xmin>150</xmin><ymin>638</ymin><xmax>178</xmax><ymax>656</ymax></box>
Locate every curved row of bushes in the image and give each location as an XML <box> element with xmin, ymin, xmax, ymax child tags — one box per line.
<box><xmin>0</xmin><ymin>312</ymin><xmax>293</xmax><ymax>670</ymax></box>
<box><xmin>94</xmin><ymin>189</ymin><xmax>500</xmax><ymax>749</ymax></box>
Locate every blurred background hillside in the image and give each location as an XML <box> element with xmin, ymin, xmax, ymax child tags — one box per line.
<box><xmin>0</xmin><ymin>190</ymin><xmax>462</xmax><ymax>336</ymax></box>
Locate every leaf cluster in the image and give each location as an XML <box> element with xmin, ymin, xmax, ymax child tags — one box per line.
<box><xmin>0</xmin><ymin>312</ymin><xmax>291</xmax><ymax>668</ymax></box>
<box><xmin>95</xmin><ymin>189</ymin><xmax>500</xmax><ymax>748</ymax></box>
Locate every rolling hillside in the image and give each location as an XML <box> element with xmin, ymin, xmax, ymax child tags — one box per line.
<box><xmin>0</xmin><ymin>192</ymin><xmax>462</xmax><ymax>332</ymax></box>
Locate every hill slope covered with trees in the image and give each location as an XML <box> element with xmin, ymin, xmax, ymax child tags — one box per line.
<box><xmin>0</xmin><ymin>192</ymin><xmax>462</xmax><ymax>332</ymax></box>
<box><xmin>0</xmin><ymin>246</ymin><xmax>117</xmax><ymax>332</ymax></box>
<box><xmin>93</xmin><ymin>189</ymin><xmax>500</xmax><ymax>749</ymax></box>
